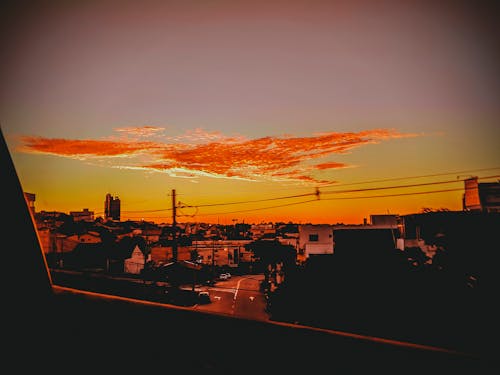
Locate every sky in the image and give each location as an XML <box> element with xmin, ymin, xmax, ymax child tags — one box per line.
<box><xmin>1</xmin><ymin>0</ymin><xmax>499</xmax><ymax>224</ymax></box>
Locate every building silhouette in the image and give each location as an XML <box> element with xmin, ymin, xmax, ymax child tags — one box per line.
<box><xmin>463</xmin><ymin>177</ymin><xmax>500</xmax><ymax>213</ymax></box>
<box><xmin>70</xmin><ymin>208</ymin><xmax>94</xmax><ymax>222</ymax></box>
<box><xmin>104</xmin><ymin>193</ymin><xmax>121</xmax><ymax>221</ymax></box>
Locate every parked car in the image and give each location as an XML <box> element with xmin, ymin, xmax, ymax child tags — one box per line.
<box><xmin>218</xmin><ymin>272</ymin><xmax>231</xmax><ymax>280</ymax></box>
<box><xmin>197</xmin><ymin>291</ymin><xmax>211</xmax><ymax>304</ymax></box>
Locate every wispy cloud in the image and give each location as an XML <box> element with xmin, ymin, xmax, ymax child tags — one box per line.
<box><xmin>18</xmin><ymin>128</ymin><xmax>417</xmax><ymax>183</ymax></box>
<box><xmin>314</xmin><ymin>162</ymin><xmax>348</xmax><ymax>170</ymax></box>
<box><xmin>166</xmin><ymin>127</ymin><xmax>246</xmax><ymax>144</ymax></box>
<box><xmin>113</xmin><ymin>126</ymin><xmax>165</xmax><ymax>137</ymax></box>
<box><xmin>19</xmin><ymin>137</ymin><xmax>162</xmax><ymax>158</ymax></box>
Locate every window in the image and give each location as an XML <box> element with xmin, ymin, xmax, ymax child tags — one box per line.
<box><xmin>309</xmin><ymin>234</ymin><xmax>319</xmax><ymax>241</ymax></box>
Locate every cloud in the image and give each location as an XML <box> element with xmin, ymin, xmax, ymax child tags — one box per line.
<box><xmin>166</xmin><ymin>127</ymin><xmax>246</xmax><ymax>144</ymax></box>
<box><xmin>19</xmin><ymin>137</ymin><xmax>161</xmax><ymax>158</ymax></box>
<box><xmin>314</xmin><ymin>162</ymin><xmax>347</xmax><ymax>170</ymax></box>
<box><xmin>18</xmin><ymin>128</ymin><xmax>416</xmax><ymax>183</ymax></box>
<box><xmin>113</xmin><ymin>126</ymin><xmax>165</xmax><ymax>137</ymax></box>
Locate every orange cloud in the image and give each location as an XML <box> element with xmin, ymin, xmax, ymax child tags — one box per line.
<box><xmin>19</xmin><ymin>137</ymin><xmax>161</xmax><ymax>157</ymax></box>
<box><xmin>314</xmin><ymin>162</ymin><xmax>347</xmax><ymax>170</ymax></box>
<box><xmin>19</xmin><ymin>128</ymin><xmax>415</xmax><ymax>183</ymax></box>
<box><xmin>167</xmin><ymin>128</ymin><xmax>245</xmax><ymax>143</ymax></box>
<box><xmin>113</xmin><ymin>126</ymin><xmax>165</xmax><ymax>137</ymax></box>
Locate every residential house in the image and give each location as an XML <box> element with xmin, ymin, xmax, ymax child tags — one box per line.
<box><xmin>250</xmin><ymin>224</ymin><xmax>276</xmax><ymax>240</ymax></box>
<box><xmin>149</xmin><ymin>245</ymin><xmax>191</xmax><ymax>263</ymax></box>
<box><xmin>298</xmin><ymin>224</ymin><xmax>334</xmax><ymax>261</ymax></box>
<box><xmin>69</xmin><ymin>208</ymin><xmax>94</xmax><ymax>222</ymax></box>
<box><xmin>124</xmin><ymin>245</ymin><xmax>152</xmax><ymax>275</ymax></box>
<box><xmin>190</xmin><ymin>240</ymin><xmax>252</xmax><ymax>268</ymax></box>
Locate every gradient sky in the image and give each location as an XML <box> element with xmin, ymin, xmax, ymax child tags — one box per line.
<box><xmin>1</xmin><ymin>0</ymin><xmax>499</xmax><ymax>224</ymax></box>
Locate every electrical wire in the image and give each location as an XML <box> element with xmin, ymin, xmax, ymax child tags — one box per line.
<box><xmin>321</xmin><ymin>174</ymin><xmax>500</xmax><ymax>195</ymax></box>
<box><xmin>49</xmin><ymin>171</ymin><xmax>499</xmax><ymax>219</ymax></box>
<box><xmin>321</xmin><ymin>187</ymin><xmax>465</xmax><ymax>200</ymax></box>
<box><xmin>196</xmin><ymin>198</ymin><xmax>319</xmax><ymax>216</ymax></box>
<box><xmin>179</xmin><ymin>192</ymin><xmax>316</xmax><ymax>208</ymax></box>
<box><xmin>316</xmin><ymin>166</ymin><xmax>500</xmax><ymax>188</ymax></box>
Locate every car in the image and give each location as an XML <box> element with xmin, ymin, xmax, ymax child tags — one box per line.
<box><xmin>218</xmin><ymin>272</ymin><xmax>231</xmax><ymax>280</ymax></box>
<box><xmin>197</xmin><ymin>291</ymin><xmax>211</xmax><ymax>304</ymax></box>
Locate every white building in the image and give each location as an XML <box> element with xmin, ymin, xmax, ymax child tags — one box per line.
<box><xmin>298</xmin><ymin>224</ymin><xmax>334</xmax><ymax>259</ymax></box>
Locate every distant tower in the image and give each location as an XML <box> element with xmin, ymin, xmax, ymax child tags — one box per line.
<box><xmin>104</xmin><ymin>193</ymin><xmax>121</xmax><ymax>221</ymax></box>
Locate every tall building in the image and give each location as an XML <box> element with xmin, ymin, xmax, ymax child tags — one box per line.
<box><xmin>463</xmin><ymin>177</ymin><xmax>500</xmax><ymax>213</ymax></box>
<box><xmin>105</xmin><ymin>193</ymin><xmax>121</xmax><ymax>221</ymax></box>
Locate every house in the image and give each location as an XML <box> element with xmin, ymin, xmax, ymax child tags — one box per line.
<box><xmin>250</xmin><ymin>224</ymin><xmax>276</xmax><ymax>240</ymax></box>
<box><xmin>115</xmin><ymin>236</ymin><xmax>151</xmax><ymax>274</ymax></box>
<box><xmin>298</xmin><ymin>224</ymin><xmax>334</xmax><ymax>260</ymax></box>
<box><xmin>69</xmin><ymin>208</ymin><xmax>94</xmax><ymax>222</ymax></box>
<box><xmin>124</xmin><ymin>245</ymin><xmax>151</xmax><ymax>275</ymax></box>
<box><xmin>190</xmin><ymin>240</ymin><xmax>252</xmax><ymax>268</ymax></box>
<box><xmin>149</xmin><ymin>245</ymin><xmax>191</xmax><ymax>263</ymax></box>
<box><xmin>56</xmin><ymin>231</ymin><xmax>102</xmax><ymax>254</ymax></box>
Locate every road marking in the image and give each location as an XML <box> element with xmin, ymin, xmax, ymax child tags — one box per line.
<box><xmin>233</xmin><ymin>278</ymin><xmax>244</xmax><ymax>301</ymax></box>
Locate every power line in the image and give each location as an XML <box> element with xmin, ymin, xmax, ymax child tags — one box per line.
<box><xmin>122</xmin><ymin>208</ymin><xmax>171</xmax><ymax>213</ymax></box>
<box><xmin>55</xmin><ymin>170</ymin><xmax>499</xmax><ymax>218</ymax></box>
<box><xmin>95</xmin><ymin>192</ymin><xmax>315</xmax><ymax>214</ymax></box>
<box><xmin>317</xmin><ymin>166</ymin><xmax>500</xmax><ymax>188</ymax></box>
<box><xmin>321</xmin><ymin>174</ymin><xmax>500</xmax><ymax>195</ymax></box>
<box><xmin>188</xmin><ymin>182</ymin><xmax>492</xmax><ymax>218</ymax></box>
<box><xmin>198</xmin><ymin>166</ymin><xmax>500</xmax><ymax>194</ymax></box>
<box><xmin>153</xmin><ymin>174</ymin><xmax>497</xmax><ymax>215</ymax></box>
<box><xmin>196</xmin><ymin>198</ymin><xmax>319</xmax><ymax>216</ymax></box>
<box><xmin>180</xmin><ymin>192</ymin><xmax>316</xmax><ymax>208</ymax></box>
<box><xmin>321</xmin><ymin>187</ymin><xmax>465</xmax><ymax>200</ymax></box>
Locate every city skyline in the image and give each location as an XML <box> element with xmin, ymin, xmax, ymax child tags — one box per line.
<box><xmin>2</xmin><ymin>1</ymin><xmax>499</xmax><ymax>224</ymax></box>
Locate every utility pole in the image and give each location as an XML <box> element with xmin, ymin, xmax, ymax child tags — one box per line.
<box><xmin>211</xmin><ymin>238</ymin><xmax>215</xmax><ymax>280</ymax></box>
<box><xmin>172</xmin><ymin>189</ymin><xmax>178</xmax><ymax>262</ymax></box>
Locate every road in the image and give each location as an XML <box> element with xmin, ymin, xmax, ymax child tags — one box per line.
<box><xmin>193</xmin><ymin>274</ymin><xmax>269</xmax><ymax>321</ymax></box>
<box><xmin>50</xmin><ymin>268</ymin><xmax>269</xmax><ymax>320</ymax></box>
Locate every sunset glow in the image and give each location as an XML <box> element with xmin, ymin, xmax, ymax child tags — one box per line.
<box><xmin>1</xmin><ymin>0</ymin><xmax>499</xmax><ymax>224</ymax></box>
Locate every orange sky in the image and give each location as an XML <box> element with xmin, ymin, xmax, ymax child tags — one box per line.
<box><xmin>2</xmin><ymin>1</ymin><xmax>499</xmax><ymax>224</ymax></box>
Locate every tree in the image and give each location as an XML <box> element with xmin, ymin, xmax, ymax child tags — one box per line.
<box><xmin>245</xmin><ymin>240</ymin><xmax>296</xmax><ymax>269</ymax></box>
<box><xmin>190</xmin><ymin>249</ymin><xmax>199</xmax><ymax>262</ymax></box>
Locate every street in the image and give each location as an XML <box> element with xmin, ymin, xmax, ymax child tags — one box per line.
<box><xmin>193</xmin><ymin>274</ymin><xmax>269</xmax><ymax>321</ymax></box>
